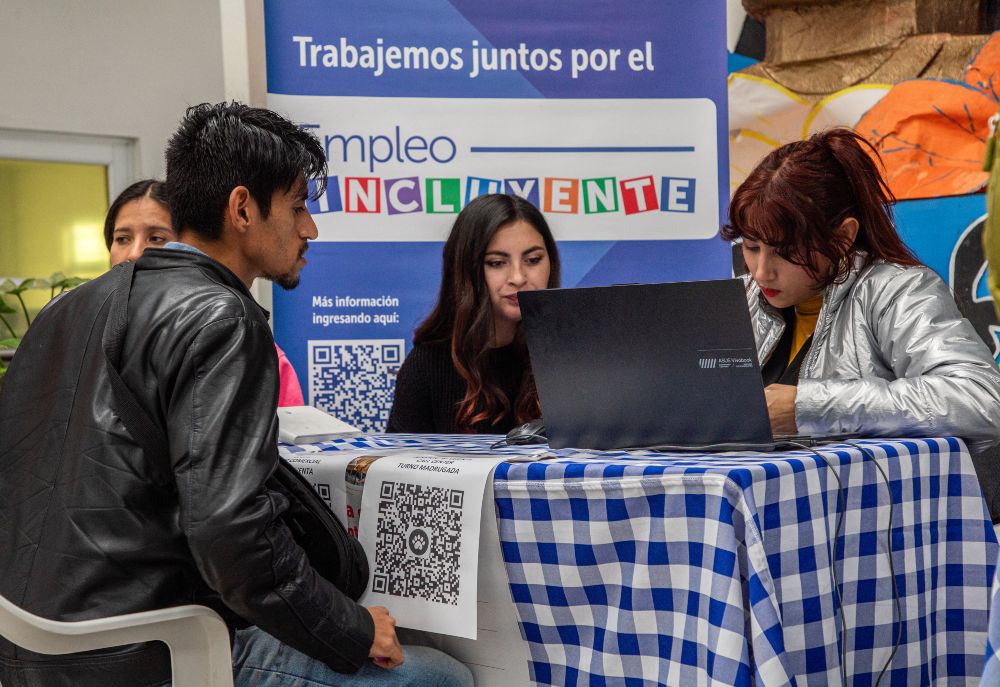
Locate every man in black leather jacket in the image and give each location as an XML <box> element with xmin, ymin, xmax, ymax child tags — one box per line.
<box><xmin>0</xmin><ymin>103</ymin><xmax>472</xmax><ymax>687</ymax></box>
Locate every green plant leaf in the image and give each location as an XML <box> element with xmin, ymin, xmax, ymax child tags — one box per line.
<box><xmin>49</xmin><ymin>274</ymin><xmax>88</xmax><ymax>292</ymax></box>
<box><xmin>0</xmin><ymin>337</ymin><xmax>19</xmax><ymax>349</ymax></box>
<box><xmin>0</xmin><ymin>298</ymin><xmax>15</xmax><ymax>315</ymax></box>
<box><xmin>2</xmin><ymin>278</ymin><xmax>39</xmax><ymax>295</ymax></box>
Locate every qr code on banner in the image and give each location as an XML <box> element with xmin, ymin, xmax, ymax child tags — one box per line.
<box><xmin>371</xmin><ymin>481</ymin><xmax>463</xmax><ymax>605</ymax></box>
<box><xmin>308</xmin><ymin>339</ymin><xmax>404</xmax><ymax>432</ymax></box>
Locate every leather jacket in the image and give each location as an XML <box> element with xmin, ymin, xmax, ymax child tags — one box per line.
<box><xmin>0</xmin><ymin>249</ymin><xmax>374</xmax><ymax>686</ymax></box>
<box><xmin>747</xmin><ymin>256</ymin><xmax>1000</xmax><ymax>453</ymax></box>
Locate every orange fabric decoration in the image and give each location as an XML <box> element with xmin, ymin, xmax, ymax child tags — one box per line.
<box><xmin>854</xmin><ymin>33</ymin><xmax>1000</xmax><ymax>200</ymax></box>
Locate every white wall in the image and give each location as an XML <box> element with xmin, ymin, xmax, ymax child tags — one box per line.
<box><xmin>0</xmin><ymin>0</ymin><xmax>227</xmax><ymax>181</ymax></box>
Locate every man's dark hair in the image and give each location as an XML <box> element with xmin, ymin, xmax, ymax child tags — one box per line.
<box><xmin>165</xmin><ymin>102</ymin><xmax>327</xmax><ymax>240</ymax></box>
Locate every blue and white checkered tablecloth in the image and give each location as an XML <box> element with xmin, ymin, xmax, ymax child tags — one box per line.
<box><xmin>283</xmin><ymin>435</ymin><xmax>997</xmax><ymax>686</ymax></box>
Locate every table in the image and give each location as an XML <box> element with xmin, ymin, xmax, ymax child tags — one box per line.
<box><xmin>980</xmin><ymin>549</ymin><xmax>1000</xmax><ymax>683</ymax></box>
<box><xmin>283</xmin><ymin>435</ymin><xmax>996</xmax><ymax>686</ymax></box>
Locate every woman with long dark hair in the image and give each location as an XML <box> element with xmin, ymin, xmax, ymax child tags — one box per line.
<box><xmin>723</xmin><ymin>128</ymin><xmax>1000</xmax><ymax>450</ymax></box>
<box><xmin>388</xmin><ymin>193</ymin><xmax>560</xmax><ymax>434</ymax></box>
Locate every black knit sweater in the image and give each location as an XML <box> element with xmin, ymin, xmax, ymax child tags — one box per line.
<box><xmin>386</xmin><ymin>341</ymin><xmax>526</xmax><ymax>434</ymax></box>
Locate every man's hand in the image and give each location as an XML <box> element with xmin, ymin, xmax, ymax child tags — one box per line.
<box><xmin>764</xmin><ymin>384</ymin><xmax>798</xmax><ymax>434</ymax></box>
<box><xmin>367</xmin><ymin>606</ymin><xmax>404</xmax><ymax>669</ymax></box>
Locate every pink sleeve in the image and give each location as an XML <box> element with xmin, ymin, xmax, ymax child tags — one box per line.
<box><xmin>275</xmin><ymin>344</ymin><xmax>305</xmax><ymax>407</ymax></box>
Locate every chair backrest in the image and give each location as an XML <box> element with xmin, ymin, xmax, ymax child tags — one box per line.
<box><xmin>0</xmin><ymin>594</ymin><xmax>233</xmax><ymax>687</ymax></box>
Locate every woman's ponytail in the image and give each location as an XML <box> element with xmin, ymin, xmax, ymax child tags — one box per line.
<box><xmin>819</xmin><ymin>129</ymin><xmax>920</xmax><ymax>271</ymax></box>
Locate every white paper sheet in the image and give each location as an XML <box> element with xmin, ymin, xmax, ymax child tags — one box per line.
<box><xmin>279</xmin><ymin>448</ymin><xmax>356</xmax><ymax>525</ymax></box>
<box><xmin>358</xmin><ymin>451</ymin><xmax>505</xmax><ymax>639</ymax></box>
<box><xmin>276</xmin><ymin>405</ymin><xmax>361</xmax><ymax>444</ymax></box>
<box><xmin>397</xmin><ymin>479</ymin><xmax>532</xmax><ymax>685</ymax></box>
<box><xmin>278</xmin><ymin>447</ymin><xmax>412</xmax><ymax>535</ymax></box>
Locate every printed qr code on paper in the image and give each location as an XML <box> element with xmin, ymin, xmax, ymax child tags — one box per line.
<box><xmin>371</xmin><ymin>481</ymin><xmax>463</xmax><ymax>605</ymax></box>
<box><xmin>313</xmin><ymin>482</ymin><xmax>332</xmax><ymax>510</ymax></box>
<box><xmin>308</xmin><ymin>339</ymin><xmax>404</xmax><ymax>433</ymax></box>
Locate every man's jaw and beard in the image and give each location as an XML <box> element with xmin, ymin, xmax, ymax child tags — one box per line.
<box><xmin>268</xmin><ymin>243</ymin><xmax>308</xmax><ymax>290</ymax></box>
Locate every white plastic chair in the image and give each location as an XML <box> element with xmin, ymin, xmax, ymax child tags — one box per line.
<box><xmin>0</xmin><ymin>594</ymin><xmax>233</xmax><ymax>687</ymax></box>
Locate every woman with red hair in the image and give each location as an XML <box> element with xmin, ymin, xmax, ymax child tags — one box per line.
<box><xmin>388</xmin><ymin>193</ymin><xmax>560</xmax><ymax>434</ymax></box>
<box><xmin>723</xmin><ymin>128</ymin><xmax>1000</xmax><ymax>451</ymax></box>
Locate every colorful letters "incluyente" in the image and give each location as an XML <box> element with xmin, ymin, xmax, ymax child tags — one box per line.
<box><xmin>307</xmin><ymin>175</ymin><xmax>696</xmax><ymax>216</ymax></box>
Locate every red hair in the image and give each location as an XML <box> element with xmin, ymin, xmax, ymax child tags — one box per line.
<box><xmin>722</xmin><ymin>128</ymin><xmax>919</xmax><ymax>285</ymax></box>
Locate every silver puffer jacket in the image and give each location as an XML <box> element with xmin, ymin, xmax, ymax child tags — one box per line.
<box><xmin>747</xmin><ymin>255</ymin><xmax>1000</xmax><ymax>452</ymax></box>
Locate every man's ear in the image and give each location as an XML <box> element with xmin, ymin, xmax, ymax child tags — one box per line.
<box><xmin>226</xmin><ymin>186</ymin><xmax>254</xmax><ymax>235</ymax></box>
<box><xmin>836</xmin><ymin>217</ymin><xmax>859</xmax><ymax>254</ymax></box>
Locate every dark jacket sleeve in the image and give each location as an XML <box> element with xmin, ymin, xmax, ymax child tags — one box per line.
<box><xmin>386</xmin><ymin>344</ymin><xmax>435</xmax><ymax>433</ymax></box>
<box><xmin>166</xmin><ymin>315</ymin><xmax>374</xmax><ymax>673</ymax></box>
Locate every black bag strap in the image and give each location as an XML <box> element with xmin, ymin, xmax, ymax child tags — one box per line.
<box><xmin>101</xmin><ymin>261</ymin><xmax>170</xmax><ymax>466</ymax></box>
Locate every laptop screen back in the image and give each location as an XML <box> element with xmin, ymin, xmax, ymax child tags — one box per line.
<box><xmin>518</xmin><ymin>279</ymin><xmax>773</xmax><ymax>450</ymax></box>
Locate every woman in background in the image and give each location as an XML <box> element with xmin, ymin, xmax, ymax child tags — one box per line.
<box><xmin>103</xmin><ymin>179</ymin><xmax>174</xmax><ymax>265</ymax></box>
<box><xmin>104</xmin><ymin>179</ymin><xmax>305</xmax><ymax>406</ymax></box>
<box><xmin>388</xmin><ymin>193</ymin><xmax>561</xmax><ymax>434</ymax></box>
<box><xmin>723</xmin><ymin>128</ymin><xmax>1000</xmax><ymax>451</ymax></box>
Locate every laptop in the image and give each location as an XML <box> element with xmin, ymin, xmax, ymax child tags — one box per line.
<box><xmin>518</xmin><ymin>278</ymin><xmax>853</xmax><ymax>452</ymax></box>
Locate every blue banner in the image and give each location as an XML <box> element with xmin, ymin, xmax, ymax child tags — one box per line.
<box><xmin>267</xmin><ymin>0</ymin><xmax>731</xmax><ymax>430</ymax></box>
<box><xmin>895</xmin><ymin>194</ymin><xmax>999</xmax><ymax>360</ymax></box>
